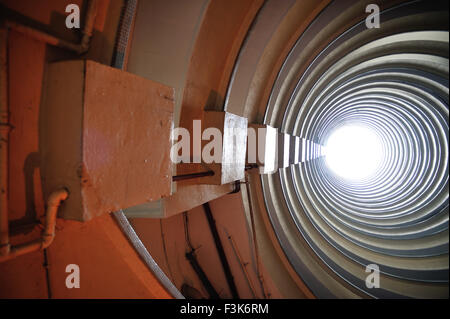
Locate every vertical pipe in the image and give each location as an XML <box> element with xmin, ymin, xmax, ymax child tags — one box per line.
<box><xmin>79</xmin><ymin>0</ymin><xmax>99</xmax><ymax>52</ymax></box>
<box><xmin>41</xmin><ymin>189</ymin><xmax>69</xmax><ymax>249</ymax></box>
<box><xmin>226</xmin><ymin>232</ymin><xmax>257</xmax><ymax>298</ymax></box>
<box><xmin>185</xmin><ymin>251</ymin><xmax>220</xmax><ymax>299</ymax></box>
<box><xmin>183</xmin><ymin>211</ymin><xmax>220</xmax><ymax>299</ymax></box>
<box><xmin>244</xmin><ymin>173</ymin><xmax>267</xmax><ymax>298</ymax></box>
<box><xmin>202</xmin><ymin>202</ymin><xmax>240</xmax><ymax>299</ymax></box>
<box><xmin>0</xmin><ymin>27</ymin><xmax>10</xmax><ymax>256</ymax></box>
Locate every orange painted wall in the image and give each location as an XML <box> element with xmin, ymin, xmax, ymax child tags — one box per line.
<box><xmin>0</xmin><ymin>0</ymin><xmax>172</xmax><ymax>298</ymax></box>
<box><xmin>131</xmin><ymin>192</ymin><xmax>284</xmax><ymax>299</ymax></box>
<box><xmin>0</xmin><ymin>0</ymin><xmax>279</xmax><ymax>299</ymax></box>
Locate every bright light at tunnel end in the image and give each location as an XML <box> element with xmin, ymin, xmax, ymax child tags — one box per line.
<box><xmin>324</xmin><ymin>125</ymin><xmax>383</xmax><ymax>181</ymax></box>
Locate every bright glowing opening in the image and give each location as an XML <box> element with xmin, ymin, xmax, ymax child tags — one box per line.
<box><xmin>324</xmin><ymin>125</ymin><xmax>383</xmax><ymax>180</ymax></box>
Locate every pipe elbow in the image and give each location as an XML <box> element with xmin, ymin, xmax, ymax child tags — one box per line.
<box><xmin>47</xmin><ymin>188</ymin><xmax>69</xmax><ymax>207</ymax></box>
<box><xmin>42</xmin><ymin>188</ymin><xmax>69</xmax><ymax>249</ymax></box>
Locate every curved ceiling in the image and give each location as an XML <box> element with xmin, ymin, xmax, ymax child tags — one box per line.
<box><xmin>226</xmin><ymin>0</ymin><xmax>449</xmax><ymax>298</ymax></box>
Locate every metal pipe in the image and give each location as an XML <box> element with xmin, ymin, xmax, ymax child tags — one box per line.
<box><xmin>0</xmin><ymin>27</ymin><xmax>10</xmax><ymax>257</ymax></box>
<box><xmin>244</xmin><ymin>172</ymin><xmax>267</xmax><ymax>298</ymax></box>
<box><xmin>172</xmin><ymin>170</ymin><xmax>214</xmax><ymax>182</ymax></box>
<box><xmin>41</xmin><ymin>189</ymin><xmax>68</xmax><ymax>249</ymax></box>
<box><xmin>228</xmin><ymin>180</ymin><xmax>241</xmax><ymax>194</ymax></box>
<box><xmin>202</xmin><ymin>202</ymin><xmax>240</xmax><ymax>299</ymax></box>
<box><xmin>79</xmin><ymin>0</ymin><xmax>99</xmax><ymax>53</ymax></box>
<box><xmin>245</xmin><ymin>164</ymin><xmax>258</xmax><ymax>170</ymax></box>
<box><xmin>5</xmin><ymin>21</ymin><xmax>82</xmax><ymax>53</ymax></box>
<box><xmin>5</xmin><ymin>0</ymin><xmax>98</xmax><ymax>54</ymax></box>
<box><xmin>225</xmin><ymin>230</ymin><xmax>257</xmax><ymax>298</ymax></box>
<box><xmin>185</xmin><ymin>250</ymin><xmax>220</xmax><ymax>299</ymax></box>
<box><xmin>183</xmin><ymin>211</ymin><xmax>219</xmax><ymax>299</ymax></box>
<box><xmin>0</xmin><ymin>188</ymin><xmax>68</xmax><ymax>263</ymax></box>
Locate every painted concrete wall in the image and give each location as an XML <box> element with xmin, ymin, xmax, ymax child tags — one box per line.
<box><xmin>0</xmin><ymin>0</ymin><xmax>172</xmax><ymax>298</ymax></box>
<box><xmin>0</xmin><ymin>0</ymin><xmax>315</xmax><ymax>299</ymax></box>
<box><xmin>127</xmin><ymin>0</ymin><xmax>209</xmax><ymax>127</ymax></box>
<box><xmin>130</xmin><ymin>192</ymin><xmax>282</xmax><ymax>299</ymax></box>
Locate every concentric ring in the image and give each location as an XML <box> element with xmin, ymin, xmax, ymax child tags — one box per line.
<box><xmin>261</xmin><ymin>1</ymin><xmax>449</xmax><ymax>298</ymax></box>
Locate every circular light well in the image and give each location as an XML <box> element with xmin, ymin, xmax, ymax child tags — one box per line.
<box><xmin>325</xmin><ymin>124</ymin><xmax>383</xmax><ymax>180</ymax></box>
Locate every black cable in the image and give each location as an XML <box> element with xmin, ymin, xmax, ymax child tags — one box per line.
<box><xmin>203</xmin><ymin>202</ymin><xmax>240</xmax><ymax>299</ymax></box>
